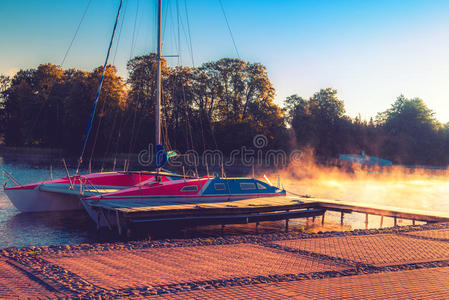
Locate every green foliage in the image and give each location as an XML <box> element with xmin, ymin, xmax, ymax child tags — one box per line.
<box><xmin>286</xmin><ymin>89</ymin><xmax>352</xmax><ymax>158</ymax></box>
<box><xmin>287</xmin><ymin>91</ymin><xmax>448</xmax><ymax>166</ymax></box>
<box><xmin>375</xmin><ymin>95</ymin><xmax>442</xmax><ymax>165</ymax></box>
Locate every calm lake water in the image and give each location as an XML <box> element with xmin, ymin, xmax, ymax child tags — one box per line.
<box><xmin>1</xmin><ymin>157</ymin><xmax>448</xmax><ymax>248</ymax></box>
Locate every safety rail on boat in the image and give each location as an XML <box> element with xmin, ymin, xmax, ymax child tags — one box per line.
<box><xmin>78</xmin><ymin>175</ymin><xmax>101</xmax><ymax>196</ymax></box>
<box><xmin>1</xmin><ymin>169</ymin><xmax>21</xmax><ymax>188</ymax></box>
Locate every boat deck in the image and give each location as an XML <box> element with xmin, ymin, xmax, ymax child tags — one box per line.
<box><xmin>4</xmin><ymin>223</ymin><xmax>449</xmax><ymax>298</ymax></box>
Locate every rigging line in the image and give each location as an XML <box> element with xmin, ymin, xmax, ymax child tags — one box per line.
<box><xmin>176</xmin><ymin>0</ymin><xmax>181</xmax><ymax>65</ymax></box>
<box><xmin>183</xmin><ymin>0</ymin><xmax>195</xmax><ymax>67</ymax></box>
<box><xmin>77</xmin><ymin>0</ymin><xmax>123</xmax><ymax>174</ymax></box>
<box><xmin>130</xmin><ymin>0</ymin><xmax>140</xmax><ymax>59</ymax></box>
<box><xmin>61</xmin><ymin>0</ymin><xmax>93</xmax><ymax>67</ymax></box>
<box><xmin>87</xmin><ymin>71</ymin><xmax>111</xmax><ymax>169</ymax></box>
<box><xmin>162</xmin><ymin>0</ymin><xmax>170</xmax><ymax>46</ymax></box>
<box><xmin>100</xmin><ymin>105</ymin><xmax>121</xmax><ymax>170</ymax></box>
<box><xmin>218</xmin><ymin>0</ymin><xmax>240</xmax><ymax>59</ymax></box>
<box><xmin>112</xmin><ymin>108</ymin><xmax>125</xmax><ymax>164</ymax></box>
<box><xmin>161</xmin><ymin>94</ymin><xmax>172</xmax><ymax>150</ymax></box>
<box><xmin>126</xmin><ymin>102</ymin><xmax>138</xmax><ymax>156</ymax></box>
<box><xmin>127</xmin><ymin>107</ymin><xmax>148</xmax><ymax>167</ymax></box>
<box><xmin>113</xmin><ymin>0</ymin><xmax>128</xmax><ymax>65</ymax></box>
<box><xmin>181</xmin><ymin>83</ymin><xmax>195</xmax><ymax>152</ymax></box>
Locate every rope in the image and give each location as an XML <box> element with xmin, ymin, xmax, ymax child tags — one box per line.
<box><xmin>61</xmin><ymin>0</ymin><xmax>93</xmax><ymax>67</ymax></box>
<box><xmin>130</xmin><ymin>0</ymin><xmax>140</xmax><ymax>59</ymax></box>
<box><xmin>100</xmin><ymin>106</ymin><xmax>119</xmax><ymax>170</ymax></box>
<box><xmin>113</xmin><ymin>0</ymin><xmax>128</xmax><ymax>65</ymax></box>
<box><xmin>176</xmin><ymin>0</ymin><xmax>181</xmax><ymax>65</ymax></box>
<box><xmin>91</xmin><ymin>0</ymin><xmax>127</xmax><ymax>168</ymax></box>
<box><xmin>184</xmin><ymin>0</ymin><xmax>195</xmax><ymax>67</ymax></box>
<box><xmin>218</xmin><ymin>0</ymin><xmax>240</xmax><ymax>58</ymax></box>
<box><xmin>77</xmin><ymin>0</ymin><xmax>123</xmax><ymax>174</ymax></box>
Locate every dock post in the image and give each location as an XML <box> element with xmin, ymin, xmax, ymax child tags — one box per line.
<box><xmin>256</xmin><ymin>222</ymin><xmax>259</xmax><ymax>234</ymax></box>
<box><xmin>340</xmin><ymin>212</ymin><xmax>344</xmax><ymax>226</ymax></box>
<box><xmin>116</xmin><ymin>211</ymin><xmax>122</xmax><ymax>235</ymax></box>
<box><xmin>394</xmin><ymin>217</ymin><xmax>397</xmax><ymax>227</ymax></box>
<box><xmin>412</xmin><ymin>219</ymin><xmax>416</xmax><ymax>225</ymax></box>
<box><xmin>380</xmin><ymin>215</ymin><xmax>384</xmax><ymax>228</ymax></box>
<box><xmin>96</xmin><ymin>210</ymin><xmax>100</xmax><ymax>231</ymax></box>
<box><xmin>365</xmin><ymin>213</ymin><xmax>369</xmax><ymax>229</ymax></box>
<box><xmin>285</xmin><ymin>218</ymin><xmax>289</xmax><ymax>233</ymax></box>
<box><xmin>321</xmin><ymin>212</ymin><xmax>325</xmax><ymax>225</ymax></box>
<box><xmin>221</xmin><ymin>224</ymin><xmax>225</xmax><ymax>235</ymax></box>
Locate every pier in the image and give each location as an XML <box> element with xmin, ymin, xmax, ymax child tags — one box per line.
<box><xmin>88</xmin><ymin>195</ymin><xmax>449</xmax><ymax>235</ymax></box>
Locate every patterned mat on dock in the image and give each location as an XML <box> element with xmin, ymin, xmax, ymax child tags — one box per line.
<box><xmin>2</xmin><ymin>223</ymin><xmax>449</xmax><ymax>299</ymax></box>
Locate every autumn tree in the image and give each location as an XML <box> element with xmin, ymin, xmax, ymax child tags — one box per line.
<box><xmin>2</xmin><ymin>63</ymin><xmax>125</xmax><ymax>158</ymax></box>
<box><xmin>195</xmin><ymin>58</ymin><xmax>284</xmax><ymax>152</ymax></box>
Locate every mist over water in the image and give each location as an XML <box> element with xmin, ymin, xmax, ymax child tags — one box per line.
<box><xmin>278</xmin><ymin>162</ymin><xmax>449</xmax><ymax>214</ymax></box>
<box><xmin>262</xmin><ymin>151</ymin><xmax>449</xmax><ymax>231</ymax></box>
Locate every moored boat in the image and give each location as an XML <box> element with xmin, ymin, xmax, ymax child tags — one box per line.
<box><xmin>3</xmin><ymin>171</ymin><xmax>178</xmax><ymax>212</ymax></box>
<box><xmin>81</xmin><ymin>176</ymin><xmax>286</xmax><ymax>228</ymax></box>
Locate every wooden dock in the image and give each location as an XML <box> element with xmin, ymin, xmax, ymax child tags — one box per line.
<box><xmin>88</xmin><ymin>195</ymin><xmax>449</xmax><ymax>234</ymax></box>
<box><xmin>300</xmin><ymin>197</ymin><xmax>449</xmax><ymax>226</ymax></box>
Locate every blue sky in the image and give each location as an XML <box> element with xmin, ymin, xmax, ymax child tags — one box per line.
<box><xmin>1</xmin><ymin>0</ymin><xmax>449</xmax><ymax>122</ymax></box>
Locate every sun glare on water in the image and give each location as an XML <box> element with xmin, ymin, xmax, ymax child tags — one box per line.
<box><xmin>267</xmin><ymin>151</ymin><xmax>449</xmax><ymax>215</ymax></box>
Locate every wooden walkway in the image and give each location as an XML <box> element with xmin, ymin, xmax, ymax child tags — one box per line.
<box><xmin>89</xmin><ymin>195</ymin><xmax>449</xmax><ymax>234</ymax></box>
<box><xmin>3</xmin><ymin>223</ymin><xmax>449</xmax><ymax>298</ymax></box>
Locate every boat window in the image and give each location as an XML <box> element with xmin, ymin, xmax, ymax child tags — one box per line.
<box><xmin>181</xmin><ymin>185</ymin><xmax>198</xmax><ymax>192</ymax></box>
<box><xmin>240</xmin><ymin>182</ymin><xmax>256</xmax><ymax>190</ymax></box>
<box><xmin>214</xmin><ymin>183</ymin><xmax>226</xmax><ymax>190</ymax></box>
<box><xmin>257</xmin><ymin>183</ymin><xmax>267</xmax><ymax>190</ymax></box>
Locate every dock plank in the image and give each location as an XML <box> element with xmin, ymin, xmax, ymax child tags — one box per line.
<box><xmin>89</xmin><ymin>195</ymin><xmax>449</xmax><ymax>224</ymax></box>
<box><xmin>301</xmin><ymin>198</ymin><xmax>449</xmax><ymax>222</ymax></box>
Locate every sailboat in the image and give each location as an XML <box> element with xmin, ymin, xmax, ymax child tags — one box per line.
<box><xmin>80</xmin><ymin>0</ymin><xmax>286</xmax><ymax>228</ymax></box>
<box><xmin>4</xmin><ymin>0</ymin><xmax>285</xmax><ymax>215</ymax></box>
<box><xmin>2</xmin><ymin>1</ymin><xmax>179</xmax><ymax>212</ymax></box>
<box><xmin>3</xmin><ymin>170</ymin><xmax>180</xmax><ymax>212</ymax></box>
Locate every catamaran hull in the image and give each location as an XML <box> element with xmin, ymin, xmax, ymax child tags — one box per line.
<box><xmin>4</xmin><ymin>188</ymin><xmax>82</xmax><ymax>212</ymax></box>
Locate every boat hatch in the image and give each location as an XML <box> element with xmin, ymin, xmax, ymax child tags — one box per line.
<box><xmin>180</xmin><ymin>185</ymin><xmax>198</xmax><ymax>192</ymax></box>
<box><xmin>239</xmin><ymin>182</ymin><xmax>256</xmax><ymax>190</ymax></box>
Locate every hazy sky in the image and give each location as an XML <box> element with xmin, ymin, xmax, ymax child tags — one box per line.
<box><xmin>1</xmin><ymin>0</ymin><xmax>449</xmax><ymax>122</ymax></box>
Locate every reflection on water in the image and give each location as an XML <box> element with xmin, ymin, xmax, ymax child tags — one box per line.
<box><xmin>0</xmin><ymin>158</ymin><xmax>123</xmax><ymax>248</ymax></box>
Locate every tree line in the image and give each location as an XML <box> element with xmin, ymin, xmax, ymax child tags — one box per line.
<box><xmin>0</xmin><ymin>56</ymin><xmax>448</xmax><ymax>166</ymax></box>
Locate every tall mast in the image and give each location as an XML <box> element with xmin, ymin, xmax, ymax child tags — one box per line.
<box><xmin>155</xmin><ymin>0</ymin><xmax>162</xmax><ymax>173</ymax></box>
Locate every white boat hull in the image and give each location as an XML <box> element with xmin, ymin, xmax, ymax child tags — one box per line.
<box><xmin>4</xmin><ymin>187</ymin><xmax>83</xmax><ymax>212</ymax></box>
